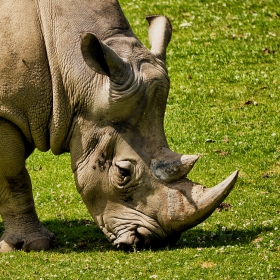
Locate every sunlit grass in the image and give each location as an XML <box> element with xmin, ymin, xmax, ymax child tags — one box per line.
<box><xmin>1</xmin><ymin>0</ymin><xmax>279</xmax><ymax>279</ymax></box>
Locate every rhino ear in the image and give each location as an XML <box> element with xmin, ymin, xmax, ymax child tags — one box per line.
<box><xmin>81</xmin><ymin>32</ymin><xmax>110</xmax><ymax>76</ymax></box>
<box><xmin>146</xmin><ymin>15</ymin><xmax>172</xmax><ymax>62</ymax></box>
<box><xmin>81</xmin><ymin>32</ymin><xmax>131</xmax><ymax>83</ymax></box>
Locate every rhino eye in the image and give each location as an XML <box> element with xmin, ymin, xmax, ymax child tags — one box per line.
<box><xmin>115</xmin><ymin>161</ymin><xmax>133</xmax><ymax>186</ymax></box>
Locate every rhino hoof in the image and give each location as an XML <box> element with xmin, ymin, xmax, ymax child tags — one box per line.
<box><xmin>0</xmin><ymin>240</ymin><xmax>14</xmax><ymax>253</ymax></box>
<box><xmin>22</xmin><ymin>237</ymin><xmax>56</xmax><ymax>252</ymax></box>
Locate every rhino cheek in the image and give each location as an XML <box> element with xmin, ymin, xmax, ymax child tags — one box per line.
<box><xmin>75</xmin><ymin>166</ymin><xmax>110</xmax><ymax>219</ymax></box>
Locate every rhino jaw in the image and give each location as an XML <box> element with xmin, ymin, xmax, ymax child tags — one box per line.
<box><xmin>94</xmin><ymin>204</ymin><xmax>182</xmax><ymax>250</ymax></box>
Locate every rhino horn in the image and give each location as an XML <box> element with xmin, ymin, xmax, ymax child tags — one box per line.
<box><xmin>151</xmin><ymin>154</ymin><xmax>199</xmax><ymax>183</ymax></box>
<box><xmin>184</xmin><ymin>170</ymin><xmax>239</xmax><ymax>229</ymax></box>
<box><xmin>146</xmin><ymin>15</ymin><xmax>172</xmax><ymax>62</ymax></box>
<box><xmin>81</xmin><ymin>32</ymin><xmax>131</xmax><ymax>84</ymax></box>
<box><xmin>165</xmin><ymin>171</ymin><xmax>238</xmax><ymax>232</ymax></box>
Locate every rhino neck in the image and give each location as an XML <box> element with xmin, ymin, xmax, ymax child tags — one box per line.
<box><xmin>35</xmin><ymin>0</ymin><xmax>134</xmax><ymax>155</ymax></box>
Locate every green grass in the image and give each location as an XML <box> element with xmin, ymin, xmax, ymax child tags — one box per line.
<box><xmin>1</xmin><ymin>0</ymin><xmax>280</xmax><ymax>279</ymax></box>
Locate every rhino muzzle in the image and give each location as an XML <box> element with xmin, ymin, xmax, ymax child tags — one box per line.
<box><xmin>96</xmin><ymin>206</ymin><xmax>181</xmax><ymax>250</ymax></box>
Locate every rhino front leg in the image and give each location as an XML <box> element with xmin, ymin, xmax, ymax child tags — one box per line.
<box><xmin>0</xmin><ymin>119</ymin><xmax>55</xmax><ymax>252</ymax></box>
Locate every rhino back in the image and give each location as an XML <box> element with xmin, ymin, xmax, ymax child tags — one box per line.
<box><xmin>0</xmin><ymin>0</ymin><xmax>52</xmax><ymax>151</ymax></box>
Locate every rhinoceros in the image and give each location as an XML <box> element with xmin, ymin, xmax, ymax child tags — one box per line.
<box><xmin>0</xmin><ymin>0</ymin><xmax>238</xmax><ymax>252</ymax></box>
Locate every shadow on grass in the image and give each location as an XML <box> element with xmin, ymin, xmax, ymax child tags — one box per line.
<box><xmin>174</xmin><ymin>226</ymin><xmax>271</xmax><ymax>250</ymax></box>
<box><xmin>0</xmin><ymin>219</ymin><xmax>271</xmax><ymax>253</ymax></box>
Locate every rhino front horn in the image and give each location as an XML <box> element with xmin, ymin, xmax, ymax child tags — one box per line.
<box><xmin>193</xmin><ymin>170</ymin><xmax>239</xmax><ymax>225</ymax></box>
<box><xmin>166</xmin><ymin>170</ymin><xmax>239</xmax><ymax>232</ymax></box>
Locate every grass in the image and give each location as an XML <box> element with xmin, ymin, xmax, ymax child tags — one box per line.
<box><xmin>1</xmin><ymin>0</ymin><xmax>280</xmax><ymax>279</ymax></box>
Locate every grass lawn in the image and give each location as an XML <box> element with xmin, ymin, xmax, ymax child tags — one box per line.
<box><xmin>1</xmin><ymin>0</ymin><xmax>279</xmax><ymax>279</ymax></box>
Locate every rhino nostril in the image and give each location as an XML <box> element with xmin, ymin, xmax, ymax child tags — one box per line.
<box><xmin>113</xmin><ymin>230</ymin><xmax>145</xmax><ymax>251</ymax></box>
<box><xmin>118</xmin><ymin>166</ymin><xmax>130</xmax><ymax>178</ymax></box>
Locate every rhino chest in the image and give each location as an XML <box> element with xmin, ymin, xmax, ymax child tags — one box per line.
<box><xmin>0</xmin><ymin>0</ymin><xmax>53</xmax><ymax>150</ymax></box>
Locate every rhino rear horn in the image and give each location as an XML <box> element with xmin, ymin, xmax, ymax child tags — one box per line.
<box><xmin>151</xmin><ymin>154</ymin><xmax>199</xmax><ymax>183</ymax></box>
<box><xmin>146</xmin><ymin>15</ymin><xmax>172</xmax><ymax>62</ymax></box>
<box><xmin>81</xmin><ymin>32</ymin><xmax>130</xmax><ymax>83</ymax></box>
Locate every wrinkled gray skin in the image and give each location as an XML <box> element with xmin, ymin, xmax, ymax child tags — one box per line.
<box><xmin>0</xmin><ymin>0</ymin><xmax>238</xmax><ymax>252</ymax></box>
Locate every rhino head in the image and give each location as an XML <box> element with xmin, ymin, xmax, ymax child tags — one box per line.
<box><xmin>71</xmin><ymin>16</ymin><xmax>238</xmax><ymax>250</ymax></box>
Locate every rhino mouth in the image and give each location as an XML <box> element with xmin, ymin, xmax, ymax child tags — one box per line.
<box><xmin>113</xmin><ymin>226</ymin><xmax>153</xmax><ymax>250</ymax></box>
<box><xmin>112</xmin><ymin>227</ymin><xmax>181</xmax><ymax>250</ymax></box>
<box><xmin>97</xmin><ymin>211</ymin><xmax>179</xmax><ymax>250</ymax></box>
